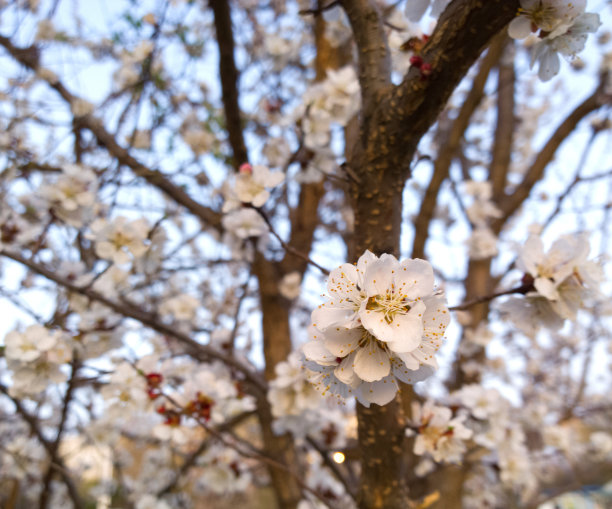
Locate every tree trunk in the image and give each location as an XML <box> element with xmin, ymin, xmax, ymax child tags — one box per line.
<box><xmin>350</xmin><ymin>146</ymin><xmax>409</xmax><ymax>508</ymax></box>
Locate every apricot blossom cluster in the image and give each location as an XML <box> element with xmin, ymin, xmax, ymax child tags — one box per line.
<box><xmin>508</xmin><ymin>0</ymin><xmax>601</xmax><ymax>81</ymax></box>
<box><xmin>304</xmin><ymin>251</ymin><xmax>449</xmax><ymax>406</ymax></box>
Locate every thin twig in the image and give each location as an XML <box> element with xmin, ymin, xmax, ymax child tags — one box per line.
<box><xmin>255</xmin><ymin>207</ymin><xmax>330</xmax><ymax>275</ymax></box>
<box><xmin>448</xmin><ymin>281</ymin><xmax>533</xmax><ymax>311</ymax></box>
<box><xmin>39</xmin><ymin>356</ymin><xmax>80</xmax><ymax>509</ymax></box>
<box><xmin>156</xmin><ymin>410</ymin><xmax>256</xmax><ymax>496</ymax></box>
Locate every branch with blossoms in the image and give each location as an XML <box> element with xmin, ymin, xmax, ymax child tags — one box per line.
<box><xmin>0</xmin><ymin>246</ymin><xmax>354</xmax><ymax>505</ymax></box>
<box><xmin>155</xmin><ymin>409</ymin><xmax>257</xmax><ymax>497</ymax></box>
<box><xmin>154</xmin><ymin>385</ymin><xmax>343</xmax><ymax>508</ymax></box>
<box><xmin>0</xmin><ymin>1</ymin><xmax>610</xmax><ymax>508</ymax></box>
<box><xmin>0</xmin><ymin>34</ymin><xmax>223</xmax><ymax>231</ymax></box>
<box><xmin>200</xmin><ymin>420</ymin><xmax>342</xmax><ymax>508</ymax></box>
<box><xmin>0</xmin><ymin>249</ymin><xmax>266</xmax><ymax>392</ymax></box>
<box><xmin>389</xmin><ymin>0</ymin><xmax>520</xmax><ymax>175</ymax></box>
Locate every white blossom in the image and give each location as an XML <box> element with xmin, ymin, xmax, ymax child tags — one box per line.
<box><xmin>235</xmin><ymin>164</ymin><xmax>285</xmax><ymax>207</ymax></box>
<box><xmin>263</xmin><ymin>137</ymin><xmax>291</xmax><ymax>168</ymax></box>
<box><xmin>101</xmin><ymin>362</ymin><xmax>149</xmax><ymax>413</ymax></box>
<box><xmin>467</xmin><ymin>227</ymin><xmax>498</xmax><ymax>260</ymax></box>
<box><xmin>159</xmin><ymin>293</ymin><xmax>200</xmax><ymax>321</ymax></box>
<box><xmin>197</xmin><ymin>445</ymin><xmax>251</xmax><ymax>495</ymax></box>
<box><xmin>304</xmin><ymin>251</ymin><xmax>449</xmax><ymax>406</ymax></box>
<box><xmin>508</xmin><ymin>0</ymin><xmax>586</xmax><ymax>39</ymax></box>
<box><xmin>508</xmin><ymin>1</ymin><xmax>600</xmax><ymax>81</ymax></box>
<box><xmin>135</xmin><ymin>495</ymin><xmax>172</xmax><ymax>509</ymax></box>
<box><xmin>518</xmin><ymin>233</ymin><xmax>603</xmax><ymax>320</ymax></box>
<box><xmin>410</xmin><ymin>400</ymin><xmax>473</xmax><ymax>463</ymax></box>
<box><xmin>222</xmin><ymin>207</ymin><xmax>269</xmax><ymax>239</ymax></box>
<box><xmin>452</xmin><ymin>384</ymin><xmax>507</xmax><ymax>420</ymax></box>
<box><xmin>5</xmin><ymin>325</ymin><xmax>67</xmax><ymax>363</ymax></box>
<box><xmin>39</xmin><ymin>164</ymin><xmax>99</xmax><ymax>227</ymax></box>
<box><xmin>90</xmin><ymin>216</ymin><xmax>150</xmax><ymax>265</ymax></box>
<box><xmin>268</xmin><ymin>351</ymin><xmax>320</xmax><ymax>418</ymax></box>
<box><xmin>279</xmin><ymin>271</ymin><xmax>302</xmax><ymax>300</ymax></box>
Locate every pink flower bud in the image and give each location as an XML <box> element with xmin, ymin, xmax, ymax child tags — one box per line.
<box><xmin>239</xmin><ymin>163</ymin><xmax>252</xmax><ymax>174</ymax></box>
<box><xmin>410</xmin><ymin>55</ymin><xmax>424</xmax><ymax>68</ymax></box>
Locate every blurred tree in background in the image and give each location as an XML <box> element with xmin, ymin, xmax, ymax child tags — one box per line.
<box><xmin>0</xmin><ymin>1</ymin><xmax>611</xmax><ymax>508</ymax></box>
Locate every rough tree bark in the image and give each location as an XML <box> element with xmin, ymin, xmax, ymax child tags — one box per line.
<box><xmin>340</xmin><ymin>1</ymin><xmax>519</xmax><ymax>507</ymax></box>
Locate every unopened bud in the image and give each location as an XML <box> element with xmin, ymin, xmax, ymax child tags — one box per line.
<box><xmin>410</xmin><ymin>55</ymin><xmax>424</xmax><ymax>68</ymax></box>
<box><xmin>420</xmin><ymin>63</ymin><xmax>433</xmax><ymax>77</ymax></box>
<box><xmin>239</xmin><ymin>163</ymin><xmax>252</xmax><ymax>174</ymax></box>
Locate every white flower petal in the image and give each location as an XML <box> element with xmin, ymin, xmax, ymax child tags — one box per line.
<box><xmin>396</xmin><ymin>258</ymin><xmax>434</xmax><ymax>299</ymax></box>
<box><xmin>508</xmin><ymin>16</ymin><xmax>532</xmax><ymax>39</ymax></box>
<box><xmin>422</xmin><ymin>295</ymin><xmax>450</xmax><ymax>335</ymax></box>
<box><xmin>356</xmin><ymin>250</ymin><xmax>378</xmax><ymax>280</ymax></box>
<box><xmin>359</xmin><ymin>375</ymin><xmax>398</xmax><ymax>406</ymax></box>
<box><xmin>531</xmin><ymin>43</ymin><xmax>561</xmax><ymax>81</ymax></box>
<box><xmin>534</xmin><ymin>276</ymin><xmax>559</xmax><ymax>300</ymax></box>
<box><xmin>334</xmin><ymin>351</ymin><xmax>358</xmax><ymax>384</ymax></box>
<box><xmin>363</xmin><ymin>254</ymin><xmax>397</xmax><ymax>296</ymax></box>
<box><xmin>361</xmin><ymin>301</ymin><xmax>425</xmax><ymax>350</ymax></box>
<box><xmin>519</xmin><ymin>235</ymin><xmax>544</xmax><ymax>275</ymax></box>
<box><xmin>323</xmin><ymin>326</ymin><xmax>362</xmax><ymax>357</ymax></box>
<box><xmin>327</xmin><ymin>263</ymin><xmax>361</xmax><ymax>298</ymax></box>
<box><xmin>353</xmin><ymin>341</ymin><xmax>390</xmax><ymax>382</ymax></box>
<box><xmin>250</xmin><ymin>190</ymin><xmax>270</xmax><ymax>208</ymax></box>
<box><xmin>302</xmin><ymin>339</ymin><xmax>335</xmax><ymax>365</ymax></box>
<box><xmin>311</xmin><ymin>302</ymin><xmax>357</xmax><ymax>330</ymax></box>
<box><xmin>392</xmin><ymin>360</ymin><xmax>436</xmax><ymax>384</ymax></box>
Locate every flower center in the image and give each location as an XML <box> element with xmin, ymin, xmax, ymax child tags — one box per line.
<box><xmin>366</xmin><ymin>292</ymin><xmax>412</xmax><ymax>324</ymax></box>
<box><xmin>358</xmin><ymin>330</ymin><xmax>389</xmax><ymax>352</ymax></box>
<box><xmin>518</xmin><ymin>4</ymin><xmax>557</xmax><ymax>30</ymax></box>
<box><xmin>535</xmin><ymin>263</ymin><xmax>555</xmax><ymax>280</ymax></box>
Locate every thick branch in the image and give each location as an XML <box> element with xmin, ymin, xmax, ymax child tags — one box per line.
<box><xmin>356</xmin><ymin>400</ymin><xmax>408</xmax><ymax>509</ymax></box>
<box><xmin>490</xmin><ymin>39</ymin><xmax>515</xmax><ymax>198</ymax></box>
<box><xmin>210</xmin><ymin>0</ymin><xmax>248</xmax><ymax>168</ymax></box>
<box><xmin>411</xmin><ymin>34</ymin><xmax>505</xmax><ymax>259</ymax></box>
<box><xmin>498</xmin><ymin>79</ymin><xmax>609</xmax><ymax>223</ymax></box>
<box><xmin>339</xmin><ymin>0</ymin><xmax>391</xmax><ymax>113</ymax></box>
<box><xmin>389</xmin><ymin>0</ymin><xmax>519</xmax><ymax>174</ymax></box>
